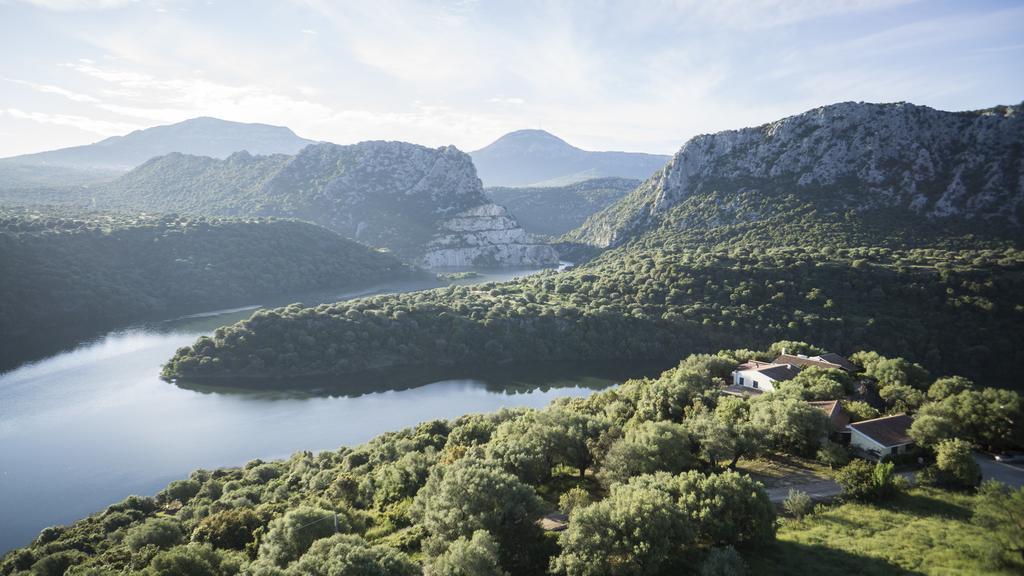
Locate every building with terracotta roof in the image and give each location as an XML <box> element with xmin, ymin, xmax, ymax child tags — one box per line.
<box><xmin>730</xmin><ymin>360</ymin><xmax>801</xmax><ymax>392</ymax></box>
<box><xmin>774</xmin><ymin>350</ymin><xmax>860</xmax><ymax>373</ymax></box>
<box><xmin>808</xmin><ymin>400</ymin><xmax>851</xmax><ymax>431</ymax></box>
<box><xmin>846</xmin><ymin>414</ymin><xmax>914</xmax><ymax>460</ymax></box>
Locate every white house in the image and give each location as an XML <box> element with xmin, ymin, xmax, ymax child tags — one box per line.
<box><xmin>730</xmin><ymin>360</ymin><xmax>800</xmax><ymax>393</ymax></box>
<box><xmin>846</xmin><ymin>414</ymin><xmax>914</xmax><ymax>460</ymax></box>
<box><xmin>774</xmin><ymin>350</ymin><xmax>860</xmax><ymax>373</ymax></box>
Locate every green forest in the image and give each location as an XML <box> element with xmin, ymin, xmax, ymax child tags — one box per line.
<box><xmin>6</xmin><ymin>344</ymin><xmax>1022</xmax><ymax>575</ymax></box>
<box><xmin>164</xmin><ymin>189</ymin><xmax>1024</xmax><ymax>387</ymax></box>
<box><xmin>0</xmin><ymin>207</ymin><xmax>418</xmax><ymax>340</ymax></box>
<box><xmin>485</xmin><ymin>178</ymin><xmax>638</xmax><ymax>237</ymax></box>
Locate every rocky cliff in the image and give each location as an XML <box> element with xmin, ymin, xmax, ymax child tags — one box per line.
<box><xmin>568</xmin><ymin>101</ymin><xmax>1024</xmax><ymax>247</ymax></box>
<box><xmin>421</xmin><ymin>203</ymin><xmax>559</xmax><ymax>267</ymax></box>
<box><xmin>93</xmin><ymin>141</ymin><xmax>557</xmax><ymax>267</ymax></box>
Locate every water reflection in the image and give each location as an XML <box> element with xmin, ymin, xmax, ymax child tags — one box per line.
<box><xmin>0</xmin><ymin>264</ymin><xmax>673</xmax><ymax>554</ymax></box>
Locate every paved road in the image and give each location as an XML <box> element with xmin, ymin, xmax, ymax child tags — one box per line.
<box><xmin>767</xmin><ymin>479</ymin><xmax>840</xmax><ymax>503</ymax></box>
<box><xmin>767</xmin><ymin>455</ymin><xmax>1023</xmax><ymax>503</ymax></box>
<box><xmin>976</xmin><ymin>453</ymin><xmax>1024</xmax><ymax>489</ymax></box>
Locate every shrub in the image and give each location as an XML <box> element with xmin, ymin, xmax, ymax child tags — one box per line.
<box><xmin>783</xmin><ymin>490</ymin><xmax>812</xmax><ymax>521</ymax></box>
<box><xmin>934</xmin><ymin>439</ymin><xmax>981</xmax><ymax>488</ymax></box>
<box><xmin>835</xmin><ymin>460</ymin><xmax>898</xmax><ymax>502</ymax></box>
<box><xmin>558</xmin><ymin>487</ymin><xmax>592</xmax><ymax>514</ymax></box>
<box><xmin>125</xmin><ymin>518</ymin><xmax>185</xmax><ymax>552</ymax></box>
<box><xmin>700</xmin><ymin>545</ymin><xmax>748</xmax><ymax>576</ymax></box>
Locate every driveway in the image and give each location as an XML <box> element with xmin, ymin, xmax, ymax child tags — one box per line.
<box><xmin>976</xmin><ymin>453</ymin><xmax>1024</xmax><ymax>489</ymax></box>
<box><xmin>766</xmin><ymin>478</ymin><xmax>840</xmax><ymax>503</ymax></box>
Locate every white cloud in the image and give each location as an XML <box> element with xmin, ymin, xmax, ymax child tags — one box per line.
<box><xmin>5</xmin><ymin>78</ymin><xmax>101</xmax><ymax>103</ymax></box>
<box><xmin>6</xmin><ymin>108</ymin><xmax>141</xmax><ymax>136</ymax></box>
<box><xmin>301</xmin><ymin>28</ymin><xmax>317</xmax><ymax>35</ymax></box>
<box><xmin>16</xmin><ymin>0</ymin><xmax>138</xmax><ymax>11</ymax></box>
<box><xmin>487</xmin><ymin>97</ymin><xmax>525</xmax><ymax>105</ymax></box>
<box><xmin>671</xmin><ymin>0</ymin><xmax>918</xmax><ymax>30</ymax></box>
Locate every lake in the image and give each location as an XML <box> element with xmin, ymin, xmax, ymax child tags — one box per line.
<box><xmin>0</xmin><ymin>267</ymin><xmax>668</xmax><ymax>553</ymax></box>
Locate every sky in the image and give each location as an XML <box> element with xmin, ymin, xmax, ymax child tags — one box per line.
<box><xmin>0</xmin><ymin>0</ymin><xmax>1022</xmax><ymax>158</ymax></box>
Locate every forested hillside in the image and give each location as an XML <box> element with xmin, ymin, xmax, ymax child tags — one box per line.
<box><xmin>8</xmin><ymin>346</ymin><xmax>1022</xmax><ymax>575</ymax></box>
<box><xmin>70</xmin><ymin>141</ymin><xmax>556</xmax><ymax>267</ymax></box>
<box><xmin>486</xmin><ymin>178</ymin><xmax>639</xmax><ymax>237</ymax></box>
<box><xmin>163</xmin><ymin>101</ymin><xmax>1024</xmax><ymax>387</ymax></box>
<box><xmin>567</xmin><ymin>102</ymin><xmax>1023</xmax><ymax>248</ymax></box>
<box><xmin>0</xmin><ymin>208</ymin><xmax>417</xmax><ymax>340</ymax></box>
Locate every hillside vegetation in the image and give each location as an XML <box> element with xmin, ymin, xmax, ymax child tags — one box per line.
<box><xmin>486</xmin><ymin>178</ymin><xmax>638</xmax><ymax>237</ymax></box>
<box><xmin>0</xmin><ymin>208</ymin><xmax>417</xmax><ymax>340</ymax></box>
<box><xmin>164</xmin><ymin>102</ymin><xmax>1024</xmax><ymax>387</ymax></box>
<box><xmin>6</xmin><ymin>346</ymin><xmax>1021</xmax><ymax>575</ymax></box>
<box><xmin>86</xmin><ymin>142</ymin><xmax>490</xmax><ymax>260</ymax></box>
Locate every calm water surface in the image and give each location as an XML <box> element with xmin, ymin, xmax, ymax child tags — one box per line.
<box><xmin>0</xmin><ymin>267</ymin><xmax>663</xmax><ymax>553</ymax></box>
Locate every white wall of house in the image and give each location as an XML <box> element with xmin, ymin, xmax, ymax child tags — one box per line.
<box><xmin>849</xmin><ymin>429</ymin><xmax>912</xmax><ymax>460</ymax></box>
<box><xmin>732</xmin><ymin>369</ymin><xmax>777</xmax><ymax>392</ymax></box>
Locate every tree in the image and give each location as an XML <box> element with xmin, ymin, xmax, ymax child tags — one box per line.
<box><xmin>552</xmin><ymin>481</ymin><xmax>695</xmax><ymax>576</ymax></box>
<box><xmin>685</xmin><ymin>409</ymin><xmax>760</xmax><ymax>470</ymax></box>
<box><xmin>558</xmin><ymin>487</ymin><xmax>593</xmax><ymax>514</ymax></box>
<box><xmin>410</xmin><ymin>457</ymin><xmax>547</xmax><ymax>575</ymax></box>
<box><xmin>835</xmin><ymin>460</ymin><xmax>898</xmax><ymax>502</ymax></box>
<box><xmin>191</xmin><ymin>507</ymin><xmax>264</xmax><ymax>550</ymax></box>
<box><xmin>783</xmin><ymin>490</ymin><xmax>812</xmax><ymax>521</ymax></box>
<box><xmin>973</xmin><ymin>481</ymin><xmax>1024</xmax><ymax>564</ymax></box>
<box><xmin>913</xmin><ymin>388</ymin><xmax>1023</xmax><ymax>451</ymax></box>
<box><xmin>285</xmin><ymin>534</ymin><xmax>418</xmax><ymax>576</ymax></box>
<box><xmin>142</xmin><ymin>544</ymin><xmax>245</xmax><ymax>576</ymax></box>
<box><xmin>257</xmin><ymin>506</ymin><xmax>350</xmax><ymax>567</ymax></box>
<box><xmin>631</xmin><ymin>471</ymin><xmax>775</xmax><ymax>548</ymax></box>
<box><xmin>699</xmin><ymin>546</ymin><xmax>748</xmax><ymax>576</ymax></box>
<box><xmin>425</xmin><ymin>530</ymin><xmax>508</xmax><ymax>576</ymax></box>
<box><xmin>842</xmin><ymin>400</ymin><xmax>880</xmax><ymax>423</ymax></box>
<box><xmin>934</xmin><ymin>439</ymin><xmax>980</xmax><ymax>488</ymax></box>
<box><xmin>747</xmin><ymin>397</ymin><xmax>828</xmax><ymax>456</ymax></box>
<box><xmin>927</xmin><ymin>376</ymin><xmax>974</xmax><ymax>401</ymax></box>
<box><xmin>630</xmin><ymin>368</ymin><xmax>716</xmax><ymax>423</ymax></box>
<box><xmin>879</xmin><ymin>383</ymin><xmax>924</xmax><ymax>413</ymax></box>
<box><xmin>125</xmin><ymin>518</ymin><xmax>184</xmax><ymax>552</ymax></box>
<box><xmin>909</xmin><ymin>413</ymin><xmax>956</xmax><ymax>448</ymax></box>
<box><xmin>816</xmin><ymin>442</ymin><xmax>849</xmax><ymax>469</ymax></box>
<box><xmin>776</xmin><ymin>367</ymin><xmax>850</xmax><ymax>400</ymax></box>
<box><xmin>599</xmin><ymin>421</ymin><xmax>695</xmax><ymax>486</ymax></box>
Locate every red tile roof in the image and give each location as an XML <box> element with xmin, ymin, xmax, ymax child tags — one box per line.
<box><xmin>774</xmin><ymin>352</ymin><xmax>859</xmax><ymax>373</ymax></box>
<box><xmin>848</xmin><ymin>414</ymin><xmax>913</xmax><ymax>447</ymax></box>
<box><xmin>808</xmin><ymin>400</ymin><xmax>850</xmax><ymax>429</ymax></box>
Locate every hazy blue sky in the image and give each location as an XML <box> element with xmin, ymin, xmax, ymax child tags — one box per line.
<box><xmin>1</xmin><ymin>0</ymin><xmax>1022</xmax><ymax>157</ymax></box>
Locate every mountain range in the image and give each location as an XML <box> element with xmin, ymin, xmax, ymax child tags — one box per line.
<box><xmin>0</xmin><ymin>117</ymin><xmax>315</xmax><ymax>188</ymax></box>
<box><xmin>470</xmin><ymin>129</ymin><xmax>670</xmax><ymax>187</ymax></box>
<box><xmin>162</xmin><ymin>99</ymin><xmax>1024</xmax><ymax>385</ymax></box>
<box><xmin>567</xmin><ymin>101</ymin><xmax>1023</xmax><ymax>247</ymax></box>
<box><xmin>87</xmin><ymin>141</ymin><xmax>557</xmax><ymax>267</ymax></box>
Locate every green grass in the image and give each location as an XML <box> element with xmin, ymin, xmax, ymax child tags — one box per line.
<box><xmin>736</xmin><ymin>453</ymin><xmax>835</xmax><ymax>488</ymax></box>
<box><xmin>750</xmin><ymin>487</ymin><xmax>1019</xmax><ymax>575</ymax></box>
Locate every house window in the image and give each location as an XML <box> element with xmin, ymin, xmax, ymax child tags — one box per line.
<box><xmin>739</xmin><ymin>377</ymin><xmax>745</xmax><ymax>386</ymax></box>
<box><xmin>752</xmin><ymin>381</ymin><xmax>758</xmax><ymax>389</ymax></box>
<box><xmin>890</xmin><ymin>446</ymin><xmax>899</xmax><ymax>456</ymax></box>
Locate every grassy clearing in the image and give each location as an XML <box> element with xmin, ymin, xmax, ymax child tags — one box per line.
<box><xmin>750</xmin><ymin>487</ymin><xmax>1019</xmax><ymax>575</ymax></box>
<box><xmin>736</xmin><ymin>453</ymin><xmax>835</xmax><ymax>488</ymax></box>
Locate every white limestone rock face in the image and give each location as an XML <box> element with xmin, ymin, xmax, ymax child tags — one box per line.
<box><xmin>421</xmin><ymin>204</ymin><xmax>560</xmax><ymax>268</ymax></box>
<box><xmin>570</xmin><ymin>101</ymin><xmax>1024</xmax><ymax>247</ymax></box>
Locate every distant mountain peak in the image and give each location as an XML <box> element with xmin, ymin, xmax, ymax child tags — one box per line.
<box><xmin>1</xmin><ymin>117</ymin><xmax>315</xmax><ymax>172</ymax></box>
<box><xmin>471</xmin><ymin>129</ymin><xmax>670</xmax><ymax>187</ymax></box>
<box><xmin>489</xmin><ymin>129</ymin><xmax>576</xmax><ymax>147</ymax></box>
